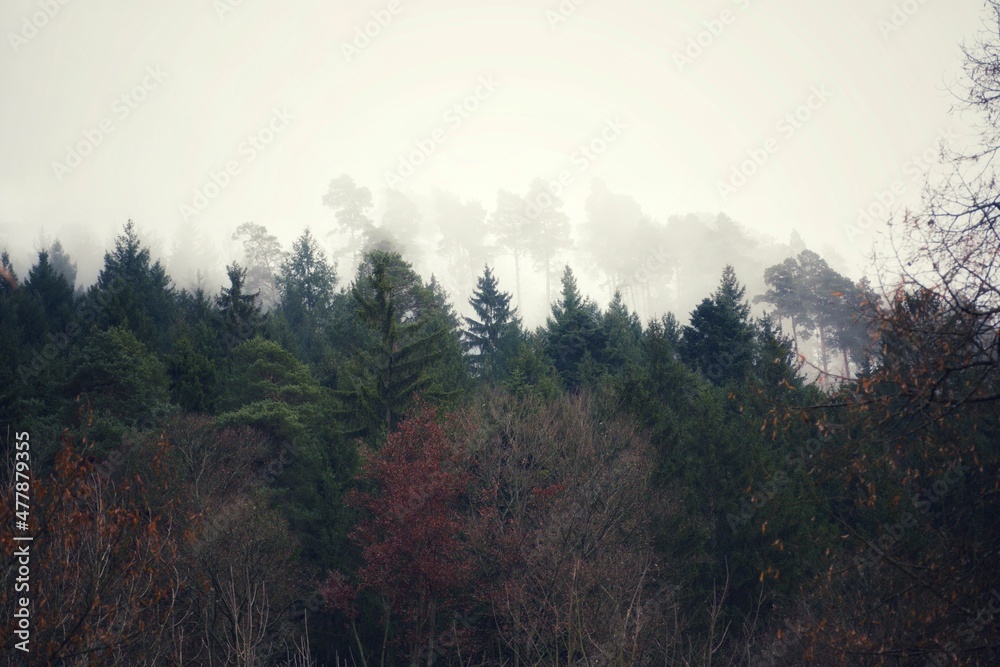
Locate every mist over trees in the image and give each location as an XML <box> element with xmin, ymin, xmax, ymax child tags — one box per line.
<box><xmin>3</xmin><ymin>4</ymin><xmax>1000</xmax><ymax>667</ymax></box>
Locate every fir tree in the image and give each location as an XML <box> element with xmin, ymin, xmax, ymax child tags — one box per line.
<box><xmin>345</xmin><ymin>250</ymin><xmax>447</xmax><ymax>436</ymax></box>
<box><xmin>85</xmin><ymin>220</ymin><xmax>176</xmax><ymax>353</ymax></box>
<box><xmin>463</xmin><ymin>265</ymin><xmax>520</xmax><ymax>380</ymax></box>
<box><xmin>217</xmin><ymin>262</ymin><xmax>263</xmax><ymax>350</ymax></box>
<box><xmin>48</xmin><ymin>239</ymin><xmax>77</xmax><ymax>286</ymax></box>
<box><xmin>680</xmin><ymin>265</ymin><xmax>756</xmax><ymax>385</ymax></box>
<box><xmin>545</xmin><ymin>265</ymin><xmax>606</xmax><ymax>390</ymax></box>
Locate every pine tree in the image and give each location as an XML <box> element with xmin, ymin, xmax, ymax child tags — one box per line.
<box><xmin>166</xmin><ymin>336</ymin><xmax>217</xmax><ymax>412</ymax></box>
<box><xmin>275</xmin><ymin>229</ymin><xmax>337</xmax><ymax>364</ymax></box>
<box><xmin>276</xmin><ymin>229</ymin><xmax>337</xmax><ymax>321</ymax></box>
<box><xmin>758</xmin><ymin>251</ymin><xmax>862</xmax><ymax>376</ymax></box>
<box><xmin>345</xmin><ymin>250</ymin><xmax>447</xmax><ymax>436</ymax></box>
<box><xmin>525</xmin><ymin>178</ymin><xmax>572</xmax><ymax>306</ymax></box>
<box><xmin>463</xmin><ymin>265</ymin><xmax>521</xmax><ymax>380</ymax></box>
<box><xmin>434</xmin><ymin>190</ymin><xmax>490</xmax><ymax>292</ymax></box>
<box><xmin>232</xmin><ymin>221</ymin><xmax>285</xmax><ymax>309</ymax></box>
<box><xmin>756</xmin><ymin>256</ymin><xmax>809</xmax><ymax>350</ymax></box>
<box><xmin>545</xmin><ymin>265</ymin><xmax>606</xmax><ymax>390</ymax></box>
<box><xmin>22</xmin><ymin>250</ymin><xmax>75</xmax><ymax>335</ymax></box>
<box><xmin>680</xmin><ymin>265</ymin><xmax>756</xmax><ymax>385</ymax></box>
<box><xmin>217</xmin><ymin>262</ymin><xmax>262</xmax><ymax>351</ymax></box>
<box><xmin>85</xmin><ymin>220</ymin><xmax>176</xmax><ymax>353</ymax></box>
<box><xmin>323</xmin><ymin>174</ymin><xmax>374</xmax><ymax>261</ymax></box>
<box><xmin>48</xmin><ymin>239</ymin><xmax>78</xmax><ymax>286</ymax></box>
<box><xmin>602</xmin><ymin>290</ymin><xmax>643</xmax><ymax>374</ymax></box>
<box><xmin>68</xmin><ymin>325</ymin><xmax>172</xmax><ymax>443</ymax></box>
<box><xmin>491</xmin><ymin>189</ymin><xmax>531</xmax><ymax>308</ymax></box>
<box><xmin>753</xmin><ymin>313</ymin><xmax>802</xmax><ymax>392</ymax></box>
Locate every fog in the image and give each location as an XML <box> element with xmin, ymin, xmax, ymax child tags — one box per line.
<box><xmin>0</xmin><ymin>0</ymin><xmax>983</xmax><ymax>325</ymax></box>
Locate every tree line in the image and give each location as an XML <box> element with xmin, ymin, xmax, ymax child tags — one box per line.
<box><xmin>2</xmin><ymin>3</ymin><xmax>1000</xmax><ymax>663</ymax></box>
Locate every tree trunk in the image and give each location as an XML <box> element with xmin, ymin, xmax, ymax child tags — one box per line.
<box><xmin>842</xmin><ymin>347</ymin><xmax>850</xmax><ymax>379</ymax></box>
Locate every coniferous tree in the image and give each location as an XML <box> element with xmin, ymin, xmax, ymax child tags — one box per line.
<box><xmin>680</xmin><ymin>265</ymin><xmax>756</xmax><ymax>385</ymax></box>
<box><xmin>232</xmin><ymin>221</ymin><xmax>285</xmax><ymax>309</ymax></box>
<box><xmin>323</xmin><ymin>174</ymin><xmax>375</xmax><ymax>261</ymax></box>
<box><xmin>22</xmin><ymin>250</ymin><xmax>75</xmax><ymax>337</ymax></box>
<box><xmin>276</xmin><ymin>229</ymin><xmax>337</xmax><ymax>321</ymax></box>
<box><xmin>85</xmin><ymin>220</ymin><xmax>176</xmax><ymax>353</ymax></box>
<box><xmin>217</xmin><ymin>262</ymin><xmax>262</xmax><ymax>351</ymax></box>
<box><xmin>48</xmin><ymin>239</ymin><xmax>77</xmax><ymax>286</ymax></box>
<box><xmin>275</xmin><ymin>229</ymin><xmax>337</xmax><ymax>363</ymax></box>
<box><xmin>602</xmin><ymin>290</ymin><xmax>643</xmax><ymax>375</ymax></box>
<box><xmin>434</xmin><ymin>189</ymin><xmax>490</xmax><ymax>293</ymax></box>
<box><xmin>545</xmin><ymin>265</ymin><xmax>606</xmax><ymax>390</ymax></box>
<box><xmin>492</xmin><ymin>189</ymin><xmax>531</xmax><ymax>308</ymax></box>
<box><xmin>758</xmin><ymin>250</ymin><xmax>863</xmax><ymax>376</ymax></box>
<box><xmin>68</xmin><ymin>325</ymin><xmax>172</xmax><ymax>444</ymax></box>
<box><xmin>756</xmin><ymin>256</ymin><xmax>808</xmax><ymax>350</ymax></box>
<box><xmin>166</xmin><ymin>336</ymin><xmax>217</xmax><ymax>412</ymax></box>
<box><xmin>463</xmin><ymin>265</ymin><xmax>521</xmax><ymax>381</ymax></box>
<box><xmin>524</xmin><ymin>178</ymin><xmax>572</xmax><ymax>306</ymax></box>
<box><xmin>344</xmin><ymin>250</ymin><xmax>448</xmax><ymax>436</ymax></box>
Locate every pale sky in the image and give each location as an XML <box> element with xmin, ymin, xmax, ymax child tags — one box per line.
<box><xmin>0</xmin><ymin>0</ymin><xmax>986</xmax><ymax>305</ymax></box>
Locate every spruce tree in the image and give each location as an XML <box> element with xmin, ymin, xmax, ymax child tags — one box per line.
<box><xmin>48</xmin><ymin>240</ymin><xmax>77</xmax><ymax>286</ymax></box>
<box><xmin>680</xmin><ymin>265</ymin><xmax>756</xmax><ymax>385</ymax></box>
<box><xmin>22</xmin><ymin>250</ymin><xmax>75</xmax><ymax>336</ymax></box>
<box><xmin>545</xmin><ymin>265</ymin><xmax>606</xmax><ymax>390</ymax></box>
<box><xmin>217</xmin><ymin>262</ymin><xmax>262</xmax><ymax>350</ymax></box>
<box><xmin>85</xmin><ymin>220</ymin><xmax>176</xmax><ymax>353</ymax></box>
<box><xmin>276</xmin><ymin>229</ymin><xmax>337</xmax><ymax>323</ymax></box>
<box><xmin>463</xmin><ymin>265</ymin><xmax>520</xmax><ymax>380</ymax></box>
<box><xmin>275</xmin><ymin>229</ymin><xmax>337</xmax><ymax>363</ymax></box>
<box><xmin>345</xmin><ymin>250</ymin><xmax>447</xmax><ymax>436</ymax></box>
<box><xmin>602</xmin><ymin>290</ymin><xmax>643</xmax><ymax>374</ymax></box>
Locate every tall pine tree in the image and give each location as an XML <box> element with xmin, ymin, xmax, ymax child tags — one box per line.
<box><xmin>680</xmin><ymin>265</ymin><xmax>756</xmax><ymax>385</ymax></box>
<box><xmin>545</xmin><ymin>265</ymin><xmax>606</xmax><ymax>390</ymax></box>
<box><xmin>463</xmin><ymin>265</ymin><xmax>521</xmax><ymax>381</ymax></box>
<box><xmin>343</xmin><ymin>250</ymin><xmax>448</xmax><ymax>437</ymax></box>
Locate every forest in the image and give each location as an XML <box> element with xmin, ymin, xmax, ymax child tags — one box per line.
<box><xmin>3</xmin><ymin>4</ymin><xmax>1000</xmax><ymax>667</ymax></box>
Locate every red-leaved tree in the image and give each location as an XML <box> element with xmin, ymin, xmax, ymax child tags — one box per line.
<box><xmin>321</xmin><ymin>402</ymin><xmax>472</xmax><ymax>666</ymax></box>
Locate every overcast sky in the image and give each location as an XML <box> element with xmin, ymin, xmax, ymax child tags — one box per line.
<box><xmin>0</xmin><ymin>0</ymin><xmax>987</xmax><ymax>293</ymax></box>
